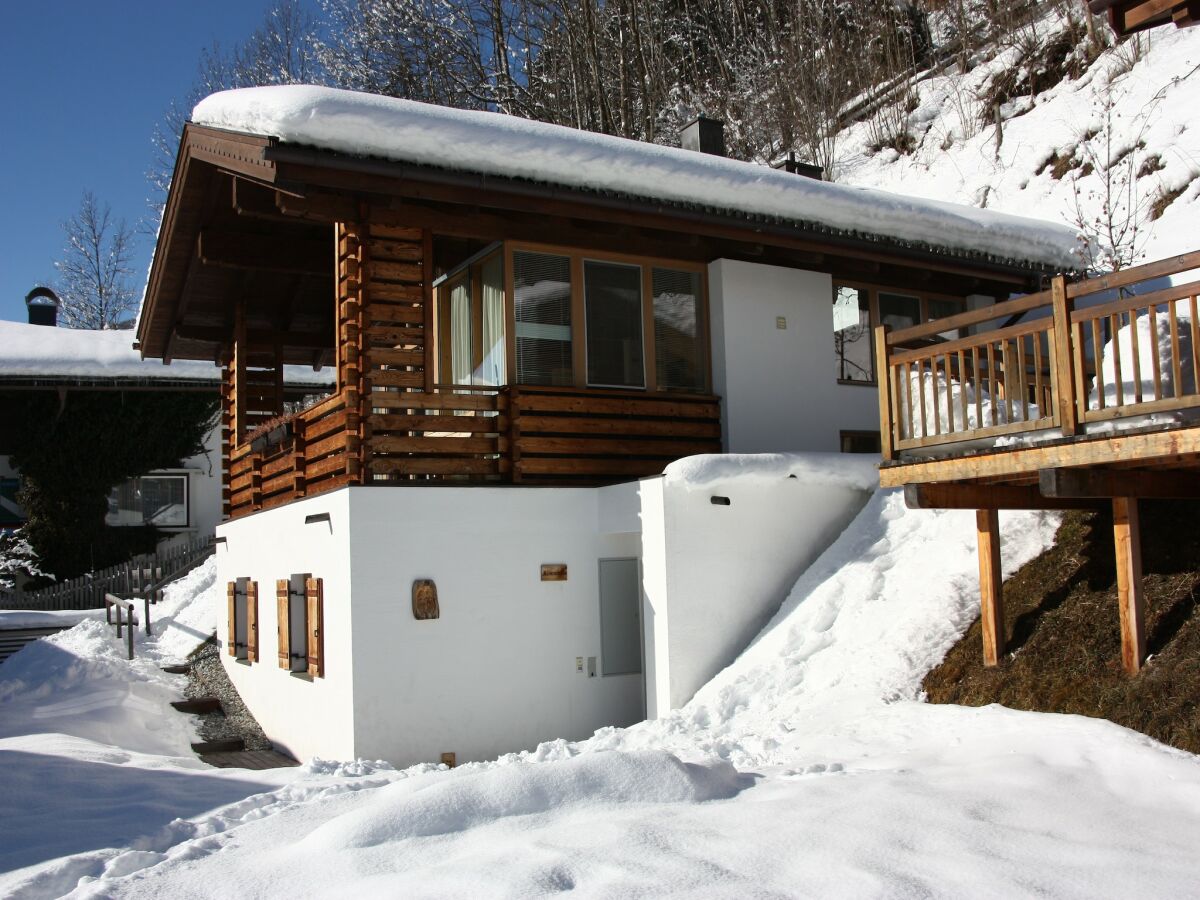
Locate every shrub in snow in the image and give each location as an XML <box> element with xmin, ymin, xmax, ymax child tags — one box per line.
<box><xmin>0</xmin><ymin>528</ymin><xmax>46</xmax><ymax>591</ymax></box>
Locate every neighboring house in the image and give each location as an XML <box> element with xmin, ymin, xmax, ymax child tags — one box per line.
<box><xmin>137</xmin><ymin>84</ymin><xmax>1081</xmax><ymax>767</ymax></box>
<box><xmin>0</xmin><ymin>294</ymin><xmax>331</xmax><ymax>552</ymax></box>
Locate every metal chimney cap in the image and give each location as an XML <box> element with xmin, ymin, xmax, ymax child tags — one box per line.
<box><xmin>680</xmin><ymin>116</ymin><xmax>726</xmax><ymax>157</ymax></box>
<box><xmin>25</xmin><ymin>286</ymin><xmax>60</xmax><ymax>307</ymax></box>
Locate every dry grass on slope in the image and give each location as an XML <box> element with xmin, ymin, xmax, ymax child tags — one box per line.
<box><xmin>924</xmin><ymin>501</ymin><xmax>1200</xmax><ymax>753</ymax></box>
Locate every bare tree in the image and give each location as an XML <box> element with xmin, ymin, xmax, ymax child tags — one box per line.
<box><xmin>147</xmin><ymin>0</ymin><xmax>319</xmax><ymax>221</ymax></box>
<box><xmin>54</xmin><ymin>192</ymin><xmax>138</xmax><ymax>330</ymax></box>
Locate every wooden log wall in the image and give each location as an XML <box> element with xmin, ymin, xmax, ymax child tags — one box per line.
<box><xmin>356</xmin><ymin>216</ymin><xmax>507</xmax><ymax>483</ymax></box>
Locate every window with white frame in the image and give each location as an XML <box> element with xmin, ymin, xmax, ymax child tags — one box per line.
<box><xmin>106</xmin><ymin>474</ymin><xmax>188</xmax><ymax>528</ymax></box>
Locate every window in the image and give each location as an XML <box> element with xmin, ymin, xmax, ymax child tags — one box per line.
<box><xmin>653</xmin><ymin>268</ymin><xmax>705</xmax><ymax>392</ymax></box>
<box><xmin>840</xmin><ymin>430</ymin><xmax>882</xmax><ymax>454</ymax></box>
<box><xmin>514</xmin><ymin>250</ymin><xmax>573</xmax><ymax>385</ymax></box>
<box><xmin>585</xmin><ymin>260</ymin><xmax>644</xmax><ymax>388</ymax></box>
<box><xmin>106</xmin><ymin>475</ymin><xmax>188</xmax><ymax>528</ymax></box>
<box><xmin>276</xmin><ymin>574</ymin><xmax>311</xmax><ymax>674</ymax></box>
<box><xmin>833</xmin><ymin>285</ymin><xmax>873</xmax><ymax>384</ymax></box>
<box><xmin>226</xmin><ymin>578</ymin><xmax>259</xmax><ymax>662</ymax></box>
<box><xmin>438</xmin><ymin>252</ymin><xmax>507</xmax><ymax>387</ymax></box>
<box><xmin>878</xmin><ymin>292</ymin><xmax>921</xmax><ymax>331</ymax></box>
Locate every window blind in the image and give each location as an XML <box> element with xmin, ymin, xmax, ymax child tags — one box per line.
<box><xmin>652</xmin><ymin>268</ymin><xmax>703</xmax><ymax>392</ymax></box>
<box><xmin>514</xmin><ymin>251</ymin><xmax>573</xmax><ymax>385</ymax></box>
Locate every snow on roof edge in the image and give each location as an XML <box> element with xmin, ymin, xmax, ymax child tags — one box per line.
<box><xmin>663</xmin><ymin>453</ymin><xmax>880</xmax><ymax>493</ymax></box>
<box><xmin>191</xmin><ymin>85</ymin><xmax>1081</xmax><ymax>272</ymax></box>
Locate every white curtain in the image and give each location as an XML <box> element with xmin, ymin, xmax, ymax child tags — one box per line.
<box><xmin>478</xmin><ymin>255</ymin><xmax>506</xmax><ymax>385</ymax></box>
<box><xmin>450</xmin><ymin>281</ymin><xmax>472</xmax><ymax>385</ymax></box>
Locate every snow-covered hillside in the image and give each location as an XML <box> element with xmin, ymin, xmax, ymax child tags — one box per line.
<box><xmin>838</xmin><ymin>11</ymin><xmax>1199</xmax><ymax>268</ymax></box>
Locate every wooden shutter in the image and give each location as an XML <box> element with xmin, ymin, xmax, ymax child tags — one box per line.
<box><xmin>276</xmin><ymin>579</ymin><xmax>290</xmax><ymax>669</ymax></box>
<box><xmin>226</xmin><ymin>581</ymin><xmax>237</xmax><ymax>657</ymax></box>
<box><xmin>306</xmin><ymin>576</ymin><xmax>324</xmax><ymax>678</ymax></box>
<box><xmin>246</xmin><ymin>581</ymin><xmax>260</xmax><ymax>663</ymax></box>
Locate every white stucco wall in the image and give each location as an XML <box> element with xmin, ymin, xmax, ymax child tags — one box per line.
<box><xmin>215</xmin><ymin>483</ymin><xmax>645</xmax><ymax>767</ymax></box>
<box><xmin>215</xmin><ymin>489</ymin><xmax>357</xmax><ymax>762</ymax></box>
<box><xmin>345</xmin><ymin>484</ymin><xmax>643</xmax><ymax>766</ymax></box>
<box><xmin>708</xmin><ymin>258</ymin><xmax>881</xmax><ymax>452</ymax></box>
<box><xmin>639</xmin><ymin>473</ymin><xmax>871</xmax><ymax>717</ymax></box>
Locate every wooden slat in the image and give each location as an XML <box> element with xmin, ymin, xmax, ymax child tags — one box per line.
<box><xmin>365</xmin><ymin>370</ymin><xmax>426</xmax><ymax>389</ymax></box>
<box><xmin>305</xmin><ymin>577</ymin><xmax>324</xmax><ymax>679</ymax></box>
<box><xmin>511</xmin><ymin>391</ymin><xmax>719</xmax><ymax>419</ymax></box>
<box><xmin>887</xmin><ymin>288</ymin><xmax>1052</xmax><ymax>346</ymax></box>
<box><xmin>371</xmin><ymin>414</ymin><xmax>505</xmax><ymax>433</ymax></box>
<box><xmin>367</xmin><ymin>391</ymin><xmax>499</xmax><ymax>411</ymax></box>
<box><xmin>365</xmin><ymin>348</ymin><xmax>425</xmax><ymax>368</ymax></box>
<box><xmin>1067</xmin><ymin>253</ymin><xmax>1200</xmax><ymax>300</ymax></box>
<box><xmin>515</xmin><ymin>414</ymin><xmax>720</xmax><ymax>438</ymax></box>
<box><xmin>226</xmin><ymin>582</ymin><xmax>237</xmax><ymax>657</ymax></box>
<box><xmin>369</xmin><ymin>434</ymin><xmax>501</xmax><ymax>454</ymax></box>
<box><xmin>277</xmin><ymin>580</ymin><xmax>290</xmax><ymax>670</ymax></box>
<box><xmin>369</xmin><ymin>456</ymin><xmax>500</xmax><ymax>476</ymax></box>
<box><xmin>518</xmin><ymin>436</ymin><xmax>719</xmax><ymax>457</ymax></box>
<box><xmin>246</xmin><ymin>581</ymin><xmax>259</xmax><ymax>664</ymax></box>
<box><xmin>516</xmin><ymin>457</ymin><xmax>671</xmax><ymax>476</ymax></box>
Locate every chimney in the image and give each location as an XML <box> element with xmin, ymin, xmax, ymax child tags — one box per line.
<box><xmin>25</xmin><ymin>287</ymin><xmax>60</xmax><ymax>327</ymax></box>
<box><xmin>774</xmin><ymin>152</ymin><xmax>823</xmax><ymax>181</ymax></box>
<box><xmin>680</xmin><ymin>116</ymin><xmax>726</xmax><ymax>158</ymax></box>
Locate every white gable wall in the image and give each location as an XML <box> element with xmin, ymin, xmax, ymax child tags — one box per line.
<box><xmin>708</xmin><ymin>259</ymin><xmax>881</xmax><ymax>452</ymax></box>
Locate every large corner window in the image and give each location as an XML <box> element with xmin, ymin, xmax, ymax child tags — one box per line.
<box><xmin>653</xmin><ymin>268</ymin><xmax>705</xmax><ymax>392</ymax></box>
<box><xmin>585</xmin><ymin>260</ymin><xmax>644</xmax><ymax>388</ymax></box>
<box><xmin>106</xmin><ymin>474</ymin><xmax>188</xmax><ymax>528</ymax></box>
<box><xmin>833</xmin><ymin>285</ymin><xmax>873</xmax><ymax>384</ymax></box>
<box><xmin>438</xmin><ymin>250</ymin><xmax>507</xmax><ymax>387</ymax></box>
<box><xmin>514</xmin><ymin>250</ymin><xmax>573</xmax><ymax>385</ymax></box>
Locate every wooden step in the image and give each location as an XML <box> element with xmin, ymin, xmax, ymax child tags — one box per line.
<box><xmin>201</xmin><ymin>749</ymin><xmax>301</xmax><ymax>770</ymax></box>
<box><xmin>191</xmin><ymin>738</ymin><xmax>245</xmax><ymax>754</ymax></box>
<box><xmin>171</xmin><ymin>697</ymin><xmax>223</xmax><ymax>715</ymax></box>
<box><xmin>160</xmin><ymin>664</ymin><xmax>190</xmax><ymax>675</ymax></box>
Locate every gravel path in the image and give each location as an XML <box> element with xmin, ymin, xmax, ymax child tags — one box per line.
<box><xmin>185</xmin><ymin>640</ymin><xmax>272</xmax><ymax>751</ymax></box>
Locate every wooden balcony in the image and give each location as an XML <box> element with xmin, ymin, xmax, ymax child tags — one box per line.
<box><xmin>225</xmin><ymin>384</ymin><xmax>721</xmax><ymax>519</ymax></box>
<box><xmin>875</xmin><ymin>250</ymin><xmax>1200</xmax><ymax>676</ymax></box>
<box><xmin>877</xmin><ymin>250</ymin><xmax>1200</xmax><ymax>478</ymax></box>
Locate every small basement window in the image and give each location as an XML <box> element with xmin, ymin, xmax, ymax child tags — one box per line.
<box><xmin>106</xmin><ymin>474</ymin><xmax>188</xmax><ymax>528</ymax></box>
<box><xmin>840</xmin><ymin>430</ymin><xmax>882</xmax><ymax>454</ymax></box>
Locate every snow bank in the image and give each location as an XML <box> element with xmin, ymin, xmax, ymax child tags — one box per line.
<box><xmin>663</xmin><ymin>451</ymin><xmax>879</xmax><ymax>492</ymax></box>
<box><xmin>192</xmin><ymin>85</ymin><xmax>1080</xmax><ymax>269</ymax></box>
<box><xmin>305</xmin><ymin>751</ymin><xmax>744</xmax><ymax>850</ymax></box>
<box><xmin>1090</xmin><ymin>306</ymin><xmax>1197</xmax><ymax>409</ymax></box>
<box><xmin>0</xmin><ymin>609</ymin><xmax>103</xmax><ymax>630</ymax></box>
<box><xmin>0</xmin><ymin>321</ymin><xmax>331</xmax><ymax>386</ymax></box>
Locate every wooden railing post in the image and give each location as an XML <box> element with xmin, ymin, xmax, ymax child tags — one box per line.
<box><xmin>875</xmin><ymin>325</ymin><xmax>897</xmax><ymax>460</ymax></box>
<box><xmin>976</xmin><ymin>508</ymin><xmax>1005</xmax><ymax>666</ymax></box>
<box><xmin>1051</xmin><ymin>275</ymin><xmax>1080</xmax><ymax>436</ymax></box>
<box><xmin>1113</xmin><ymin>497</ymin><xmax>1146</xmax><ymax>674</ymax></box>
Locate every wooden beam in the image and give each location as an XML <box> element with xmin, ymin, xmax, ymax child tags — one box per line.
<box><xmin>175</xmin><ymin>324</ymin><xmax>331</xmax><ymax>350</ymax></box>
<box><xmin>976</xmin><ymin>509</ymin><xmax>1005</xmax><ymax>666</ymax></box>
<box><xmin>1122</xmin><ymin>0</ymin><xmax>1179</xmax><ymax>29</ymax></box>
<box><xmin>1112</xmin><ymin>497</ymin><xmax>1146</xmax><ymax>674</ymax></box>
<box><xmin>904</xmin><ymin>482</ymin><xmax>1099</xmax><ymax>510</ymax></box>
<box><xmin>1040</xmin><ymin>466</ymin><xmax>1200</xmax><ymax>498</ymax></box>
<box><xmin>198</xmin><ymin>229</ymin><xmax>329</xmax><ymax>276</ymax></box>
<box><xmin>878</xmin><ymin>425</ymin><xmax>1200</xmax><ymax>487</ymax></box>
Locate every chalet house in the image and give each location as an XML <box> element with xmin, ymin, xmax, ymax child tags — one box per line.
<box><xmin>137</xmin><ymin>85</ymin><xmax>1081</xmax><ymax>767</ymax></box>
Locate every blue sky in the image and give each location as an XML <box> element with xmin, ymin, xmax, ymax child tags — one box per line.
<box><xmin>0</xmin><ymin>2</ymin><xmax>280</xmax><ymax>323</ymax></box>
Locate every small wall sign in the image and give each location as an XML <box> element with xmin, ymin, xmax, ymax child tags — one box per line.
<box><xmin>541</xmin><ymin>564</ymin><xmax>568</xmax><ymax>582</ymax></box>
<box><xmin>412</xmin><ymin>579</ymin><xmax>440</xmax><ymax>620</ymax></box>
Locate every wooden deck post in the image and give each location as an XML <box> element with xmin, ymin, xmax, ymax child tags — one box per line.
<box><xmin>1112</xmin><ymin>497</ymin><xmax>1146</xmax><ymax>674</ymax></box>
<box><xmin>1050</xmin><ymin>275</ymin><xmax>1080</xmax><ymax>436</ymax></box>
<box><xmin>976</xmin><ymin>508</ymin><xmax>1005</xmax><ymax>666</ymax></box>
<box><xmin>875</xmin><ymin>325</ymin><xmax>897</xmax><ymax>460</ymax></box>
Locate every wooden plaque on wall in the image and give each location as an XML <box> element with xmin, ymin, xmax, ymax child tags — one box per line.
<box><xmin>540</xmin><ymin>564</ymin><xmax>568</xmax><ymax>582</ymax></box>
<box><xmin>412</xmin><ymin>579</ymin><xmax>440</xmax><ymax>620</ymax></box>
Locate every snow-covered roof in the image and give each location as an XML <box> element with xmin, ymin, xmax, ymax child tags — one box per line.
<box><xmin>192</xmin><ymin>85</ymin><xmax>1081</xmax><ymax>270</ymax></box>
<box><xmin>0</xmin><ymin>321</ymin><xmax>330</xmax><ymax>386</ymax></box>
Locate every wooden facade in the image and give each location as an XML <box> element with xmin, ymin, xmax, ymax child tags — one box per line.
<box><xmin>139</xmin><ymin>122</ymin><xmax>1057</xmax><ymax>521</ymax></box>
<box><xmin>876</xmin><ymin>251</ymin><xmax>1200</xmax><ymax>674</ymax></box>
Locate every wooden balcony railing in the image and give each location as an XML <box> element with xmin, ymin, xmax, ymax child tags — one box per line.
<box><xmin>877</xmin><ymin>251</ymin><xmax>1200</xmax><ymax>459</ymax></box>
<box><xmin>225</xmin><ymin>384</ymin><xmax>722</xmax><ymax>517</ymax></box>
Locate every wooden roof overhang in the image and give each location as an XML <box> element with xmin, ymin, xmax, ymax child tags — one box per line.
<box><xmin>1089</xmin><ymin>0</ymin><xmax>1199</xmax><ymax>34</ymax></box>
<box><xmin>140</xmin><ymin>123</ymin><xmax>1062</xmax><ymax>363</ymax></box>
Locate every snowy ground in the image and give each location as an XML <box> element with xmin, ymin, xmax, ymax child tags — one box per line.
<box><xmin>3</xmin><ymin>483</ymin><xmax>1200</xmax><ymax>898</ymax></box>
